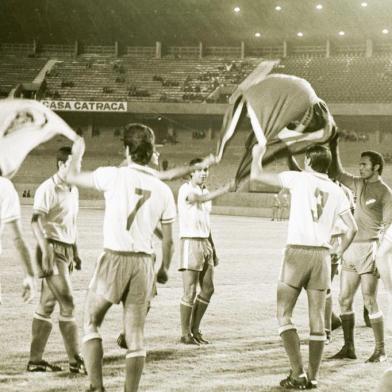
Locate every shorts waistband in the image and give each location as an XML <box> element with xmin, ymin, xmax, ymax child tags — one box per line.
<box><xmin>47</xmin><ymin>239</ymin><xmax>74</xmax><ymax>248</ymax></box>
<box><xmin>104</xmin><ymin>248</ymin><xmax>151</xmax><ymax>257</ymax></box>
<box><xmin>286</xmin><ymin>245</ymin><xmax>329</xmax><ymax>251</ymax></box>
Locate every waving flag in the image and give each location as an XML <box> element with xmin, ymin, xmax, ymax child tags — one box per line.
<box><xmin>216</xmin><ymin>73</ymin><xmax>336</xmax><ymax>182</ymax></box>
<box><xmin>0</xmin><ymin>99</ymin><xmax>77</xmax><ymax>178</ymax></box>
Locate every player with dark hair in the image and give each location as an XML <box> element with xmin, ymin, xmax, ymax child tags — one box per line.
<box><xmin>122</xmin><ymin>123</ymin><xmax>216</xmax><ymax>181</ymax></box>
<box><xmin>178</xmin><ymin>158</ymin><xmax>233</xmax><ymax>345</ymax></box>
<box><xmin>66</xmin><ymin>124</ymin><xmax>177</xmax><ymax>392</ymax></box>
<box><xmin>251</xmin><ymin>143</ymin><xmax>357</xmax><ymax>389</ymax></box>
<box><xmin>27</xmin><ymin>146</ymin><xmax>85</xmax><ymax>374</ymax></box>
<box><xmin>329</xmin><ymin>138</ymin><xmax>392</xmax><ymax>363</ymax></box>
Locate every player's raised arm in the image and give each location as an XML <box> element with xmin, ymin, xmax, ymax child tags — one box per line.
<box><xmin>287</xmin><ymin>154</ymin><xmax>302</xmax><ymax>172</ymax></box>
<box><xmin>186</xmin><ymin>179</ymin><xmax>235</xmax><ymax>204</ymax></box>
<box><xmin>66</xmin><ymin>137</ymin><xmax>95</xmax><ymax>188</ymax></box>
<box><xmin>156</xmin><ymin>154</ymin><xmax>218</xmax><ymax>181</ymax></box>
<box><xmin>328</xmin><ymin>133</ymin><xmax>356</xmax><ymax>188</ymax></box>
<box><xmin>250</xmin><ymin>144</ymin><xmax>282</xmax><ymax>188</ymax></box>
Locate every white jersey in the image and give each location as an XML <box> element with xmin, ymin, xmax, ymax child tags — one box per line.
<box><xmin>278</xmin><ymin>171</ymin><xmax>351</xmax><ymax>247</ymax></box>
<box><xmin>93</xmin><ymin>164</ymin><xmax>176</xmax><ymax>253</ymax></box>
<box><xmin>384</xmin><ymin>223</ymin><xmax>392</xmax><ymax>243</ymax></box>
<box><xmin>0</xmin><ymin>177</ymin><xmax>21</xmax><ymax>254</ymax></box>
<box><xmin>331</xmin><ymin>183</ymin><xmax>354</xmax><ymax>237</ymax></box>
<box><xmin>178</xmin><ymin>182</ymin><xmax>211</xmax><ymax>238</ymax></box>
<box><xmin>33</xmin><ymin>174</ymin><xmax>78</xmax><ymax>244</ymax></box>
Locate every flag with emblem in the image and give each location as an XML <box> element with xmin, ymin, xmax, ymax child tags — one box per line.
<box><xmin>0</xmin><ymin>99</ymin><xmax>77</xmax><ymax>178</ymax></box>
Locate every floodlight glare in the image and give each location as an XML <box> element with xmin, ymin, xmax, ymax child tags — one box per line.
<box><xmin>234</xmin><ymin>6</ymin><xmax>241</xmax><ymax>13</ymax></box>
<box><xmin>361</xmin><ymin>2</ymin><xmax>368</xmax><ymax>7</ymax></box>
<box><xmin>382</xmin><ymin>29</ymin><xmax>389</xmax><ymax>34</ymax></box>
<box><xmin>316</xmin><ymin>4</ymin><xmax>323</xmax><ymax>10</ymax></box>
<box><xmin>297</xmin><ymin>32</ymin><xmax>304</xmax><ymax>37</ymax></box>
<box><xmin>275</xmin><ymin>5</ymin><xmax>282</xmax><ymax>11</ymax></box>
<box><xmin>255</xmin><ymin>32</ymin><xmax>261</xmax><ymax>37</ymax></box>
<box><xmin>339</xmin><ymin>31</ymin><xmax>345</xmax><ymax>36</ymax></box>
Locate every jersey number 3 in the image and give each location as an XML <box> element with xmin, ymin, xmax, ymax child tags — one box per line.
<box><xmin>127</xmin><ymin>188</ymin><xmax>151</xmax><ymax>230</ymax></box>
<box><xmin>311</xmin><ymin>188</ymin><xmax>329</xmax><ymax>222</ymax></box>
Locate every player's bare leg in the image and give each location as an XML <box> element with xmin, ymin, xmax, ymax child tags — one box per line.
<box><xmin>330</xmin><ymin>270</ymin><xmax>360</xmax><ymax>359</ymax></box>
<box><xmin>45</xmin><ymin>265</ymin><xmax>85</xmax><ymax>373</ymax></box>
<box><xmin>83</xmin><ymin>290</ymin><xmax>112</xmax><ymax>391</ymax></box>
<box><xmin>180</xmin><ymin>270</ymin><xmax>199</xmax><ymax>345</ymax></box>
<box><xmin>277</xmin><ymin>281</ymin><xmax>307</xmax><ymax>387</ymax></box>
<box><xmin>123</xmin><ymin>303</ymin><xmax>148</xmax><ymax>392</ymax></box>
<box><xmin>307</xmin><ymin>288</ymin><xmax>327</xmax><ymax>387</ymax></box>
<box><xmin>27</xmin><ymin>279</ymin><xmax>61</xmax><ymax>372</ymax></box>
<box><xmin>191</xmin><ymin>264</ymin><xmax>214</xmax><ymax>344</ymax></box>
<box><xmin>325</xmin><ymin>263</ymin><xmax>341</xmax><ymax>344</ymax></box>
<box><xmin>361</xmin><ymin>274</ymin><xmax>387</xmax><ymax>362</ymax></box>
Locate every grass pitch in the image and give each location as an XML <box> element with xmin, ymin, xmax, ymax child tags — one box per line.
<box><xmin>0</xmin><ymin>207</ymin><xmax>390</xmax><ymax>391</ymax></box>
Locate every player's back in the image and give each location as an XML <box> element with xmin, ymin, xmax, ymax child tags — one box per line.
<box><xmin>279</xmin><ymin>171</ymin><xmax>350</xmax><ymax>247</ymax></box>
<box><xmin>94</xmin><ymin>164</ymin><xmax>176</xmax><ymax>253</ymax></box>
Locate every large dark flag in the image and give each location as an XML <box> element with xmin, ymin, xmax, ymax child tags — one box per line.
<box><xmin>216</xmin><ymin>73</ymin><xmax>336</xmax><ymax>182</ymax></box>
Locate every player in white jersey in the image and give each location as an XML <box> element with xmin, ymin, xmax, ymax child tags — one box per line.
<box><xmin>0</xmin><ymin>177</ymin><xmax>35</xmax><ymax>304</ymax></box>
<box><xmin>26</xmin><ymin>146</ymin><xmax>85</xmax><ymax>374</ymax></box>
<box><xmin>178</xmin><ymin>158</ymin><xmax>233</xmax><ymax>345</ymax></box>
<box><xmin>251</xmin><ymin>144</ymin><xmax>357</xmax><ymax>389</ymax></box>
<box><xmin>66</xmin><ymin>124</ymin><xmax>176</xmax><ymax>392</ymax></box>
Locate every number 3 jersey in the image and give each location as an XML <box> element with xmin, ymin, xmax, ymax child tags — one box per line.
<box><xmin>93</xmin><ymin>164</ymin><xmax>176</xmax><ymax>253</ymax></box>
<box><xmin>278</xmin><ymin>171</ymin><xmax>351</xmax><ymax>248</ymax></box>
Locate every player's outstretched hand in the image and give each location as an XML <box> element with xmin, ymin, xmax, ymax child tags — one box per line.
<box><xmin>71</xmin><ymin>136</ymin><xmax>86</xmax><ymax>160</ymax></box>
<box><xmin>157</xmin><ymin>266</ymin><xmax>169</xmax><ymax>284</ymax></box>
<box><xmin>74</xmin><ymin>255</ymin><xmax>82</xmax><ymax>271</ymax></box>
<box><xmin>22</xmin><ymin>275</ymin><xmax>36</xmax><ymax>303</ymax></box>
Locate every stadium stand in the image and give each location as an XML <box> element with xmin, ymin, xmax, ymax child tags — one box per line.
<box><xmin>272</xmin><ymin>55</ymin><xmax>392</xmax><ymax>103</ymax></box>
<box><xmin>43</xmin><ymin>57</ymin><xmax>260</xmax><ymax>103</ymax></box>
<box><xmin>0</xmin><ymin>55</ymin><xmax>47</xmax><ymax>97</ymax></box>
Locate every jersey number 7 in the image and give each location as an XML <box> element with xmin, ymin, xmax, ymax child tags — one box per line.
<box><xmin>127</xmin><ymin>188</ymin><xmax>151</xmax><ymax>230</ymax></box>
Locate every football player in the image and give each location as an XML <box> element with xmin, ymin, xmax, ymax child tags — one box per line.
<box><xmin>251</xmin><ymin>143</ymin><xmax>357</xmax><ymax>389</ymax></box>
<box><xmin>329</xmin><ymin>137</ymin><xmax>392</xmax><ymax>363</ymax></box>
<box><xmin>178</xmin><ymin>159</ymin><xmax>233</xmax><ymax>345</ymax></box>
<box><xmin>27</xmin><ymin>146</ymin><xmax>85</xmax><ymax>374</ymax></box>
<box><xmin>66</xmin><ymin>124</ymin><xmax>176</xmax><ymax>392</ymax></box>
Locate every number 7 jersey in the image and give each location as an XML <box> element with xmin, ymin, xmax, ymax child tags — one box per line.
<box><xmin>278</xmin><ymin>171</ymin><xmax>351</xmax><ymax>247</ymax></box>
<box><xmin>93</xmin><ymin>164</ymin><xmax>176</xmax><ymax>253</ymax></box>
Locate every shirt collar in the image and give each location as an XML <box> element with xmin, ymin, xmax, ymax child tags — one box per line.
<box><xmin>309</xmin><ymin>172</ymin><xmax>329</xmax><ymax>181</ymax></box>
<box><xmin>52</xmin><ymin>173</ymin><xmax>70</xmax><ymax>189</ymax></box>
<box><xmin>127</xmin><ymin>163</ymin><xmax>156</xmax><ymax>177</ymax></box>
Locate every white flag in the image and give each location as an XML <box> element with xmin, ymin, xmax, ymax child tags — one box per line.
<box><xmin>0</xmin><ymin>99</ymin><xmax>77</xmax><ymax>178</ymax></box>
